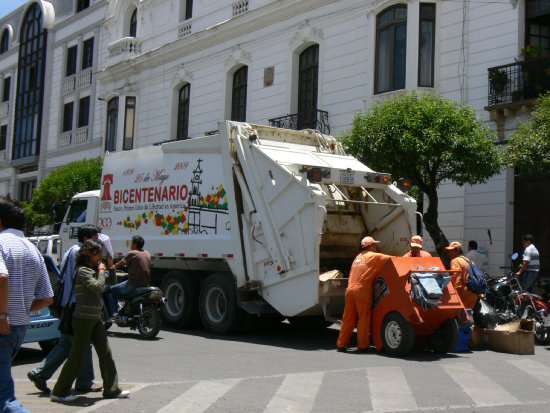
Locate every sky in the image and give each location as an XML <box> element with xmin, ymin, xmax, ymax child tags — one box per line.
<box><xmin>0</xmin><ymin>0</ymin><xmax>29</xmax><ymax>18</ymax></box>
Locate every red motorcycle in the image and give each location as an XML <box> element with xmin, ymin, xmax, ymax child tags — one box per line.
<box><xmin>515</xmin><ymin>291</ymin><xmax>550</xmax><ymax>344</ymax></box>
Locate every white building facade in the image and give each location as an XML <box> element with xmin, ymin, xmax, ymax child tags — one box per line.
<box><xmin>1</xmin><ymin>0</ymin><xmax>548</xmax><ymax>276</ymax></box>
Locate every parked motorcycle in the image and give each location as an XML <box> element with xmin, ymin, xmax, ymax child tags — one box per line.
<box><xmin>102</xmin><ymin>286</ymin><xmax>166</xmax><ymax>339</ymax></box>
<box><xmin>476</xmin><ymin>253</ymin><xmax>550</xmax><ymax>344</ymax></box>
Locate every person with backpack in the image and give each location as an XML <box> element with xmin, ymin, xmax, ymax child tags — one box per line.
<box><xmin>445</xmin><ymin>241</ymin><xmax>480</xmax><ymax>309</ymax></box>
<box><xmin>27</xmin><ymin>225</ymin><xmax>103</xmax><ymax>395</ymax></box>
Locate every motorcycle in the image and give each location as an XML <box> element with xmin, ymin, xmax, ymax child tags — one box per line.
<box><xmin>102</xmin><ymin>286</ymin><xmax>166</xmax><ymax>339</ymax></box>
<box><xmin>477</xmin><ymin>253</ymin><xmax>550</xmax><ymax>344</ymax></box>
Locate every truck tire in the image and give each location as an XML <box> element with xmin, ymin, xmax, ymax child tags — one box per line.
<box><xmin>199</xmin><ymin>273</ymin><xmax>244</xmax><ymax>334</ymax></box>
<box><xmin>161</xmin><ymin>272</ymin><xmax>199</xmax><ymax>328</ymax></box>
<box><xmin>428</xmin><ymin>318</ymin><xmax>459</xmax><ymax>354</ymax></box>
<box><xmin>381</xmin><ymin>312</ymin><xmax>415</xmax><ymax>357</ymax></box>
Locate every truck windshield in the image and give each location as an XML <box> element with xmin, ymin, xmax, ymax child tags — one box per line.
<box><xmin>66</xmin><ymin>200</ymin><xmax>88</xmax><ymax>223</ymax></box>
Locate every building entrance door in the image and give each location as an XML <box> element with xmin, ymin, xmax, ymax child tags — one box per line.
<box><xmin>513</xmin><ymin>173</ymin><xmax>550</xmax><ymax>278</ymax></box>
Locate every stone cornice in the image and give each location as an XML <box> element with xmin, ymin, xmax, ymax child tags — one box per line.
<box><xmin>96</xmin><ymin>0</ymin><xmax>336</xmax><ymax>82</ymax></box>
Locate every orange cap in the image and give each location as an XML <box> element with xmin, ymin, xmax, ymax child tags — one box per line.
<box><xmin>411</xmin><ymin>235</ymin><xmax>423</xmax><ymax>248</ymax></box>
<box><xmin>444</xmin><ymin>241</ymin><xmax>463</xmax><ymax>251</ymax></box>
<box><xmin>361</xmin><ymin>236</ymin><xmax>380</xmax><ymax>248</ymax></box>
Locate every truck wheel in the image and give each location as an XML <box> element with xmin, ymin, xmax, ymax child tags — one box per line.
<box><xmin>199</xmin><ymin>273</ymin><xmax>244</xmax><ymax>334</ymax></box>
<box><xmin>381</xmin><ymin>312</ymin><xmax>415</xmax><ymax>357</ymax></box>
<box><xmin>161</xmin><ymin>272</ymin><xmax>199</xmax><ymax>328</ymax></box>
<box><xmin>428</xmin><ymin>318</ymin><xmax>459</xmax><ymax>354</ymax></box>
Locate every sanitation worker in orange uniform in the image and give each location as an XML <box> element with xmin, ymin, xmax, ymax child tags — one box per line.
<box><xmin>336</xmin><ymin>237</ymin><xmax>391</xmax><ymax>352</ymax></box>
<box><xmin>446</xmin><ymin>241</ymin><xmax>479</xmax><ymax>309</ymax></box>
<box><xmin>403</xmin><ymin>235</ymin><xmax>432</xmax><ymax>258</ymax></box>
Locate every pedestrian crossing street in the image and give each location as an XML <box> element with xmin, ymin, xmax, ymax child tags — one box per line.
<box><xmin>15</xmin><ymin>358</ymin><xmax>550</xmax><ymax>412</ymax></box>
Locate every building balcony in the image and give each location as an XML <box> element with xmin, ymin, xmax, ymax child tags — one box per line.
<box><xmin>77</xmin><ymin>68</ymin><xmax>92</xmax><ymax>89</ymax></box>
<box><xmin>178</xmin><ymin>21</ymin><xmax>192</xmax><ymax>38</ymax></box>
<box><xmin>232</xmin><ymin>0</ymin><xmax>249</xmax><ymax>17</ymax></box>
<box><xmin>268</xmin><ymin>109</ymin><xmax>330</xmax><ymax>135</ymax></box>
<box><xmin>486</xmin><ymin>57</ymin><xmax>550</xmax><ymax>138</ymax></box>
<box><xmin>108</xmin><ymin>37</ymin><xmax>142</xmax><ymax>58</ymax></box>
<box><xmin>487</xmin><ymin>57</ymin><xmax>550</xmax><ymax>107</ymax></box>
<box><xmin>58</xmin><ymin>126</ymin><xmax>89</xmax><ymax>149</ymax></box>
<box><xmin>62</xmin><ymin>75</ymin><xmax>76</xmax><ymax>95</ymax></box>
<box><xmin>0</xmin><ymin>101</ymin><xmax>8</xmax><ymax>118</ymax></box>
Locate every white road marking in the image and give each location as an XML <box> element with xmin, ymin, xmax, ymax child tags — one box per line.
<box><xmin>507</xmin><ymin>359</ymin><xmax>550</xmax><ymax>387</ymax></box>
<box><xmin>442</xmin><ymin>362</ymin><xmax>521</xmax><ymax>407</ymax></box>
<box><xmin>367</xmin><ymin>366</ymin><xmax>417</xmax><ymax>412</ymax></box>
<box><xmin>156</xmin><ymin>378</ymin><xmax>241</xmax><ymax>413</ymax></box>
<box><xmin>264</xmin><ymin>371</ymin><xmax>324</xmax><ymax>413</ymax></box>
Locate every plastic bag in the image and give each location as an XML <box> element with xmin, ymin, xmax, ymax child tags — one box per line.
<box><xmin>473</xmin><ymin>298</ymin><xmax>501</xmax><ymax>329</ymax></box>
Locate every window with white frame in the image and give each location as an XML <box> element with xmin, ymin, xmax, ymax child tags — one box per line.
<box><xmin>418</xmin><ymin>3</ymin><xmax>435</xmax><ymax>87</ymax></box>
<box><xmin>0</xmin><ymin>29</ymin><xmax>8</xmax><ymax>54</ymax></box>
<box><xmin>123</xmin><ymin>96</ymin><xmax>136</xmax><ymax>150</ymax></box>
<box><xmin>177</xmin><ymin>84</ymin><xmax>191</xmax><ymax>140</ymax></box>
<box><xmin>105</xmin><ymin>97</ymin><xmax>119</xmax><ymax>151</ymax></box>
<box><xmin>375</xmin><ymin>5</ymin><xmax>407</xmax><ymax>94</ymax></box>
<box><xmin>231</xmin><ymin>66</ymin><xmax>247</xmax><ymax>122</ymax></box>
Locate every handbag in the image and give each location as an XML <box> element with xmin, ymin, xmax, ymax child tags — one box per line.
<box><xmin>58</xmin><ymin>303</ymin><xmax>75</xmax><ymax>335</ymax></box>
<box><xmin>50</xmin><ymin>259</ymin><xmax>69</xmax><ymax>319</ymax></box>
<box><xmin>58</xmin><ymin>268</ymin><xmax>77</xmax><ymax>335</ymax></box>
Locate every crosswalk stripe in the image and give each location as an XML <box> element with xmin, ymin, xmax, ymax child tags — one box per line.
<box><xmin>264</xmin><ymin>371</ymin><xmax>324</xmax><ymax>413</ymax></box>
<box><xmin>507</xmin><ymin>359</ymin><xmax>550</xmax><ymax>386</ymax></box>
<box><xmin>442</xmin><ymin>362</ymin><xmax>521</xmax><ymax>407</ymax></box>
<box><xmin>367</xmin><ymin>366</ymin><xmax>417</xmax><ymax>412</ymax></box>
<box><xmin>156</xmin><ymin>378</ymin><xmax>241</xmax><ymax>413</ymax></box>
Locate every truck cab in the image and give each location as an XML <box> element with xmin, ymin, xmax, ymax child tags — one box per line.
<box><xmin>58</xmin><ymin>190</ymin><xmax>99</xmax><ymax>258</ymax></box>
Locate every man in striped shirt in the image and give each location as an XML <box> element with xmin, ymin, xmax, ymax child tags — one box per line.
<box><xmin>0</xmin><ymin>195</ymin><xmax>53</xmax><ymax>413</ymax></box>
<box><xmin>516</xmin><ymin>234</ymin><xmax>540</xmax><ymax>293</ymax></box>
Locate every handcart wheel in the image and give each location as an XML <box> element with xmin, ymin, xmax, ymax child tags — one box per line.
<box><xmin>381</xmin><ymin>312</ymin><xmax>415</xmax><ymax>357</ymax></box>
<box><xmin>427</xmin><ymin>318</ymin><xmax>459</xmax><ymax>354</ymax></box>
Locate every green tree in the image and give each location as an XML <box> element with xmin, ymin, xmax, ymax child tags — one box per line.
<box><xmin>340</xmin><ymin>92</ymin><xmax>502</xmax><ymax>261</ymax></box>
<box><xmin>25</xmin><ymin>157</ymin><xmax>103</xmax><ymax>227</ymax></box>
<box><xmin>502</xmin><ymin>92</ymin><xmax>550</xmax><ymax>174</ymax></box>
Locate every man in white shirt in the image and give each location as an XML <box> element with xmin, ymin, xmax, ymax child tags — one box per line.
<box><xmin>516</xmin><ymin>234</ymin><xmax>540</xmax><ymax>293</ymax></box>
<box><xmin>466</xmin><ymin>240</ymin><xmax>485</xmax><ymax>269</ymax></box>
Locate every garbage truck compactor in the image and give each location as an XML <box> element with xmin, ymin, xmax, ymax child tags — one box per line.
<box><xmin>58</xmin><ymin>121</ymin><xmax>417</xmax><ymax>334</ymax></box>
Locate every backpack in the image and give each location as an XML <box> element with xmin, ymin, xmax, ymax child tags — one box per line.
<box><xmin>465</xmin><ymin>258</ymin><xmax>487</xmax><ymax>295</ymax></box>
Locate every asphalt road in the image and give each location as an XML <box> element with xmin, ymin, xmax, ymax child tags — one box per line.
<box><xmin>12</xmin><ymin>322</ymin><xmax>550</xmax><ymax>413</ymax></box>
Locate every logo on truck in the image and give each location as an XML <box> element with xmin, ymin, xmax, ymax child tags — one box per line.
<box><xmin>104</xmin><ymin>159</ymin><xmax>229</xmax><ymax>236</ymax></box>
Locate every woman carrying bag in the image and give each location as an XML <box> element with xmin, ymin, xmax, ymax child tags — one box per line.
<box><xmin>51</xmin><ymin>239</ymin><xmax>129</xmax><ymax>402</ymax></box>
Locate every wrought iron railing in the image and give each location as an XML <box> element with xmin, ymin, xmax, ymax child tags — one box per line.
<box><xmin>269</xmin><ymin>109</ymin><xmax>330</xmax><ymax>134</ymax></box>
<box><xmin>488</xmin><ymin>57</ymin><xmax>550</xmax><ymax>106</ymax></box>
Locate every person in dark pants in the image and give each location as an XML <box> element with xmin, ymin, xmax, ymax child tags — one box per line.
<box><xmin>28</xmin><ymin>225</ymin><xmax>103</xmax><ymax>394</ymax></box>
<box><xmin>105</xmin><ymin>235</ymin><xmax>151</xmax><ymax>318</ymax></box>
<box><xmin>0</xmin><ymin>195</ymin><xmax>53</xmax><ymax>413</ymax></box>
<box><xmin>51</xmin><ymin>240</ymin><xmax>129</xmax><ymax>403</ymax></box>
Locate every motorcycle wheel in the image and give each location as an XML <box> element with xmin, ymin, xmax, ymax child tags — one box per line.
<box><xmin>535</xmin><ymin>328</ymin><xmax>550</xmax><ymax>345</ymax></box>
<box><xmin>381</xmin><ymin>312</ymin><xmax>415</xmax><ymax>357</ymax></box>
<box><xmin>138</xmin><ymin>305</ymin><xmax>161</xmax><ymax>339</ymax></box>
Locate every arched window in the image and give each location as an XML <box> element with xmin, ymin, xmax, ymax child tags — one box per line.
<box><xmin>13</xmin><ymin>4</ymin><xmax>47</xmax><ymax>160</ymax></box>
<box><xmin>105</xmin><ymin>97</ymin><xmax>119</xmax><ymax>152</ymax></box>
<box><xmin>177</xmin><ymin>84</ymin><xmax>191</xmax><ymax>140</ymax></box>
<box><xmin>375</xmin><ymin>5</ymin><xmax>407</xmax><ymax>94</ymax></box>
<box><xmin>129</xmin><ymin>9</ymin><xmax>137</xmax><ymax>38</ymax></box>
<box><xmin>231</xmin><ymin>66</ymin><xmax>247</xmax><ymax>122</ymax></box>
<box><xmin>0</xmin><ymin>29</ymin><xmax>8</xmax><ymax>54</ymax></box>
<box><xmin>297</xmin><ymin>44</ymin><xmax>319</xmax><ymax>130</ymax></box>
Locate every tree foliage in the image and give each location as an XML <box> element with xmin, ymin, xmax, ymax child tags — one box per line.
<box><xmin>340</xmin><ymin>92</ymin><xmax>502</xmax><ymax>260</ymax></box>
<box><xmin>502</xmin><ymin>92</ymin><xmax>550</xmax><ymax>175</ymax></box>
<box><xmin>25</xmin><ymin>157</ymin><xmax>103</xmax><ymax>227</ymax></box>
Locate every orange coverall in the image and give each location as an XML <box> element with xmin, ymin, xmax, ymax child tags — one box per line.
<box><xmin>337</xmin><ymin>251</ymin><xmax>390</xmax><ymax>350</ymax></box>
<box><xmin>450</xmin><ymin>255</ymin><xmax>479</xmax><ymax>309</ymax></box>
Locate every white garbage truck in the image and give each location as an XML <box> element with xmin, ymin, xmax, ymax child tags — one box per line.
<box><xmin>57</xmin><ymin>121</ymin><xmax>416</xmax><ymax>334</ymax></box>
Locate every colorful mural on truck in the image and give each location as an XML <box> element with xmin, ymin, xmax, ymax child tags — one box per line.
<box><xmin>99</xmin><ymin>154</ymin><xmax>230</xmax><ymax>238</ymax></box>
